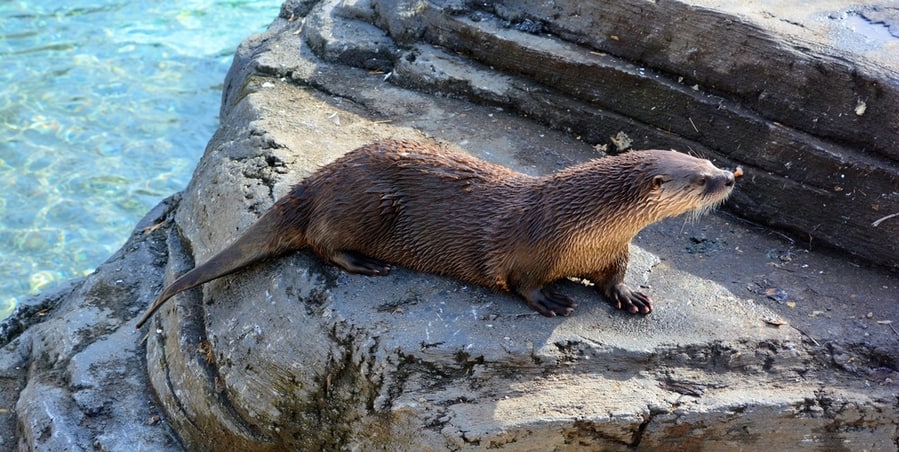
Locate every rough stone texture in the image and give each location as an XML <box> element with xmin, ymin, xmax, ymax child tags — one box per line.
<box><xmin>1</xmin><ymin>0</ymin><xmax>898</xmax><ymax>450</ymax></box>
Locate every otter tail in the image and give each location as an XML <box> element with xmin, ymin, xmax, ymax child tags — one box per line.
<box><xmin>135</xmin><ymin>202</ymin><xmax>306</xmax><ymax>329</ymax></box>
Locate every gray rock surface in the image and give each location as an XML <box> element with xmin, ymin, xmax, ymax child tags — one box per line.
<box><xmin>2</xmin><ymin>0</ymin><xmax>897</xmax><ymax>450</ymax></box>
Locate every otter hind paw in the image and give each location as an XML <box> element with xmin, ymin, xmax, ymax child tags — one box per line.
<box><xmin>332</xmin><ymin>251</ymin><xmax>391</xmax><ymax>276</ymax></box>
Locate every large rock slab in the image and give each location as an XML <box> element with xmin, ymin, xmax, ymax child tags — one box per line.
<box><xmin>145</xmin><ymin>75</ymin><xmax>897</xmax><ymax>450</ymax></box>
<box><xmin>1</xmin><ymin>0</ymin><xmax>897</xmax><ymax>450</ymax></box>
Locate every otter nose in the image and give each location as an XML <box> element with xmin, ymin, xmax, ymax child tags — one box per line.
<box><xmin>723</xmin><ymin>171</ymin><xmax>735</xmax><ymax>187</ymax></box>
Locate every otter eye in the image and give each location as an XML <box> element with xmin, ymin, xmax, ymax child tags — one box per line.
<box><xmin>696</xmin><ymin>176</ymin><xmax>707</xmax><ymax>186</ymax></box>
<box><xmin>652</xmin><ymin>175</ymin><xmax>666</xmax><ymax>189</ymax></box>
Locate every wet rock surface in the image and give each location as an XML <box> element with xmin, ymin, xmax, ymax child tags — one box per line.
<box><xmin>2</xmin><ymin>0</ymin><xmax>897</xmax><ymax>450</ymax></box>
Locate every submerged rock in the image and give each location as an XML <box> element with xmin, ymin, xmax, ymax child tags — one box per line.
<box><xmin>2</xmin><ymin>1</ymin><xmax>897</xmax><ymax>450</ymax></box>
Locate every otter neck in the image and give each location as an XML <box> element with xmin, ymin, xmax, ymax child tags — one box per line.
<box><xmin>550</xmin><ymin>159</ymin><xmax>660</xmax><ymax>221</ymax></box>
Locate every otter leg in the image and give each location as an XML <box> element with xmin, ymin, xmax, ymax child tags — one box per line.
<box><xmin>518</xmin><ymin>286</ymin><xmax>577</xmax><ymax>317</ymax></box>
<box><xmin>588</xmin><ymin>259</ymin><xmax>653</xmax><ymax>315</ymax></box>
<box><xmin>329</xmin><ymin>250</ymin><xmax>391</xmax><ymax>276</ymax></box>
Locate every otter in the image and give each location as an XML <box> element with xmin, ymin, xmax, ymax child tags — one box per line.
<box><xmin>136</xmin><ymin>140</ymin><xmax>736</xmax><ymax>329</ymax></box>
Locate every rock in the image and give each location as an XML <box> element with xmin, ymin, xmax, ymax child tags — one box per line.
<box><xmin>1</xmin><ymin>0</ymin><xmax>897</xmax><ymax>450</ymax></box>
<box><xmin>0</xmin><ymin>198</ymin><xmax>181</xmax><ymax>450</ymax></box>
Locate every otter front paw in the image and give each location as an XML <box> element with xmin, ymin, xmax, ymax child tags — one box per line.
<box><xmin>606</xmin><ymin>283</ymin><xmax>652</xmax><ymax>314</ymax></box>
<box><xmin>520</xmin><ymin>287</ymin><xmax>577</xmax><ymax>317</ymax></box>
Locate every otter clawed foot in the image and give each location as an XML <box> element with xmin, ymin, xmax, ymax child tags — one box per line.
<box><xmin>520</xmin><ymin>287</ymin><xmax>577</xmax><ymax>317</ymax></box>
<box><xmin>331</xmin><ymin>251</ymin><xmax>391</xmax><ymax>276</ymax></box>
<box><xmin>606</xmin><ymin>283</ymin><xmax>652</xmax><ymax>315</ymax></box>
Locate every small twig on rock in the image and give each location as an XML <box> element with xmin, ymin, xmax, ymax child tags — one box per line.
<box><xmin>871</xmin><ymin>212</ymin><xmax>899</xmax><ymax>227</ymax></box>
<box><xmin>792</xmin><ymin>325</ymin><xmax>820</xmax><ymax>346</ymax></box>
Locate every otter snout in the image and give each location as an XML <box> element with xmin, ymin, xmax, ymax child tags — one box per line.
<box><xmin>697</xmin><ymin>169</ymin><xmax>736</xmax><ymax>197</ymax></box>
<box><xmin>722</xmin><ymin>170</ymin><xmax>735</xmax><ymax>188</ymax></box>
<box><xmin>713</xmin><ymin>169</ymin><xmax>735</xmax><ymax>191</ymax></box>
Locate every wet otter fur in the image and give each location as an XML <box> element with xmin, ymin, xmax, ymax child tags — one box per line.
<box><xmin>136</xmin><ymin>140</ymin><xmax>736</xmax><ymax>328</ymax></box>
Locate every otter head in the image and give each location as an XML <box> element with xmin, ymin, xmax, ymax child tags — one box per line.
<box><xmin>645</xmin><ymin>150</ymin><xmax>736</xmax><ymax>221</ymax></box>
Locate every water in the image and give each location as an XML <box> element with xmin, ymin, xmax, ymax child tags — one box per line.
<box><xmin>0</xmin><ymin>1</ymin><xmax>280</xmax><ymax>319</ymax></box>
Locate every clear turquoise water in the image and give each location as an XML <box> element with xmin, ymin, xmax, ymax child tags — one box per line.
<box><xmin>0</xmin><ymin>1</ymin><xmax>280</xmax><ymax>318</ymax></box>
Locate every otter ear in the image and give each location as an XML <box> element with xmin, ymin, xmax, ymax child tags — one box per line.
<box><xmin>652</xmin><ymin>175</ymin><xmax>666</xmax><ymax>189</ymax></box>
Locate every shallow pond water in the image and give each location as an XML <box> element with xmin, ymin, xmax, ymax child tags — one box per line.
<box><xmin>0</xmin><ymin>0</ymin><xmax>280</xmax><ymax>318</ymax></box>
